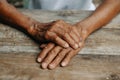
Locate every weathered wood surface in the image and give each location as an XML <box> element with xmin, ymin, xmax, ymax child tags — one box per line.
<box><xmin>0</xmin><ymin>53</ymin><xmax>120</xmax><ymax>80</ymax></box>
<box><xmin>0</xmin><ymin>10</ymin><xmax>120</xmax><ymax>55</ymax></box>
<box><xmin>0</xmin><ymin>10</ymin><xmax>120</xmax><ymax>80</ymax></box>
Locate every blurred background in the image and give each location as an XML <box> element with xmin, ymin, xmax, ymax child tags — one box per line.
<box><xmin>8</xmin><ymin>0</ymin><xmax>23</xmax><ymax>8</ymax></box>
<box><xmin>8</xmin><ymin>0</ymin><xmax>102</xmax><ymax>8</ymax></box>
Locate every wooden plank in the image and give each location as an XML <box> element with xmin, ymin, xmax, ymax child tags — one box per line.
<box><xmin>0</xmin><ymin>23</ymin><xmax>120</xmax><ymax>55</ymax></box>
<box><xmin>21</xmin><ymin>10</ymin><xmax>120</xmax><ymax>29</ymax></box>
<box><xmin>0</xmin><ymin>10</ymin><xmax>120</xmax><ymax>80</ymax></box>
<box><xmin>0</xmin><ymin>10</ymin><xmax>120</xmax><ymax>55</ymax></box>
<box><xmin>0</xmin><ymin>53</ymin><xmax>120</xmax><ymax>80</ymax></box>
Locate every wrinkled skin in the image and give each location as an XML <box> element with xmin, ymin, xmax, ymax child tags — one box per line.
<box><xmin>0</xmin><ymin>0</ymin><xmax>81</xmax><ymax>49</ymax></box>
<box><xmin>38</xmin><ymin>43</ymin><xmax>83</xmax><ymax>69</ymax></box>
<box><xmin>37</xmin><ymin>26</ymin><xmax>88</xmax><ymax>69</ymax></box>
<box><xmin>1</xmin><ymin>0</ymin><xmax>120</xmax><ymax>70</ymax></box>
<box><xmin>28</xmin><ymin>20</ymin><xmax>82</xmax><ymax>49</ymax></box>
<box><xmin>28</xmin><ymin>21</ymin><xmax>54</xmax><ymax>43</ymax></box>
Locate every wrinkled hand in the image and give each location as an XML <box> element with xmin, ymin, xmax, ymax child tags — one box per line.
<box><xmin>28</xmin><ymin>21</ymin><xmax>54</xmax><ymax>43</ymax></box>
<box><xmin>37</xmin><ymin>25</ymin><xmax>88</xmax><ymax>69</ymax></box>
<box><xmin>45</xmin><ymin>20</ymin><xmax>81</xmax><ymax>49</ymax></box>
<box><xmin>28</xmin><ymin>20</ymin><xmax>82</xmax><ymax>49</ymax></box>
<box><xmin>37</xmin><ymin>42</ymin><xmax>84</xmax><ymax>69</ymax></box>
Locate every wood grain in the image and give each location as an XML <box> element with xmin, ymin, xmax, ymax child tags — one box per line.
<box><xmin>0</xmin><ymin>53</ymin><xmax>120</xmax><ymax>80</ymax></box>
<box><xmin>0</xmin><ymin>10</ymin><xmax>120</xmax><ymax>80</ymax></box>
<box><xmin>0</xmin><ymin>10</ymin><xmax>120</xmax><ymax>55</ymax></box>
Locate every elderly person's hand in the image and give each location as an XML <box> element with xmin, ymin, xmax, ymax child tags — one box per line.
<box><xmin>0</xmin><ymin>0</ymin><xmax>81</xmax><ymax>49</ymax></box>
<box><xmin>37</xmin><ymin>25</ymin><xmax>88</xmax><ymax>69</ymax></box>
<box><xmin>38</xmin><ymin>43</ymin><xmax>83</xmax><ymax>69</ymax></box>
<box><xmin>28</xmin><ymin>20</ymin><xmax>82</xmax><ymax>49</ymax></box>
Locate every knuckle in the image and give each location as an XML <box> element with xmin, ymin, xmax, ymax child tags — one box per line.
<box><xmin>50</xmin><ymin>50</ymin><xmax>56</xmax><ymax>55</ymax></box>
<box><xmin>58</xmin><ymin>53</ymin><xmax>65</xmax><ymax>58</ymax></box>
<box><xmin>54</xmin><ymin>36</ymin><xmax>59</xmax><ymax>43</ymax></box>
<box><xmin>55</xmin><ymin>36</ymin><xmax>58</xmax><ymax>41</ymax></box>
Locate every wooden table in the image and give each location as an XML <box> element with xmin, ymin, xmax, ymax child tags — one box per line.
<box><xmin>0</xmin><ymin>10</ymin><xmax>120</xmax><ymax>80</ymax></box>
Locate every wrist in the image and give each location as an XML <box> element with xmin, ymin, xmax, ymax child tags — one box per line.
<box><xmin>19</xmin><ymin>17</ymin><xmax>35</xmax><ymax>31</ymax></box>
<box><xmin>21</xmin><ymin>17</ymin><xmax>41</xmax><ymax>35</ymax></box>
<box><xmin>75</xmin><ymin>15</ymin><xmax>99</xmax><ymax>39</ymax></box>
<box><xmin>26</xmin><ymin>20</ymin><xmax>48</xmax><ymax>37</ymax></box>
<box><xmin>26</xmin><ymin>20</ymin><xmax>40</xmax><ymax>36</ymax></box>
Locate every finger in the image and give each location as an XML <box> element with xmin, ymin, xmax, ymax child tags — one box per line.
<box><xmin>41</xmin><ymin>46</ymin><xmax>62</xmax><ymax>69</ymax></box>
<box><xmin>72</xmin><ymin>27</ymin><xmax>83</xmax><ymax>47</ymax></box>
<box><xmin>48</xmin><ymin>48</ymin><xmax>71</xmax><ymax>69</ymax></box>
<box><xmin>37</xmin><ymin>43</ymin><xmax>55</xmax><ymax>63</ymax></box>
<box><xmin>55</xmin><ymin>36</ymin><xmax>69</xmax><ymax>48</ymax></box>
<box><xmin>63</xmin><ymin>33</ymin><xmax>78</xmax><ymax>49</ymax></box>
<box><xmin>40</xmin><ymin>44</ymin><xmax>47</xmax><ymax>49</ymax></box>
<box><xmin>61</xmin><ymin>41</ymin><xmax>84</xmax><ymax>67</ymax></box>
<box><xmin>69</xmin><ymin>30</ymin><xmax>80</xmax><ymax>46</ymax></box>
<box><xmin>45</xmin><ymin>31</ymin><xmax>69</xmax><ymax>48</ymax></box>
<box><xmin>72</xmin><ymin>27</ymin><xmax>81</xmax><ymax>39</ymax></box>
<box><xmin>61</xmin><ymin>48</ymin><xmax>80</xmax><ymax>67</ymax></box>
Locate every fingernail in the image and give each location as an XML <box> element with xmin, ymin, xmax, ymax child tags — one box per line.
<box><xmin>65</xmin><ymin>43</ymin><xmax>69</xmax><ymax>48</ymax></box>
<box><xmin>74</xmin><ymin>44</ymin><xmax>78</xmax><ymax>49</ymax></box>
<box><xmin>61</xmin><ymin>62</ymin><xmax>66</xmax><ymax>67</ymax></box>
<box><xmin>37</xmin><ymin>58</ymin><xmax>42</xmax><ymax>62</ymax></box>
<box><xmin>42</xmin><ymin>63</ymin><xmax>47</xmax><ymax>69</ymax></box>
